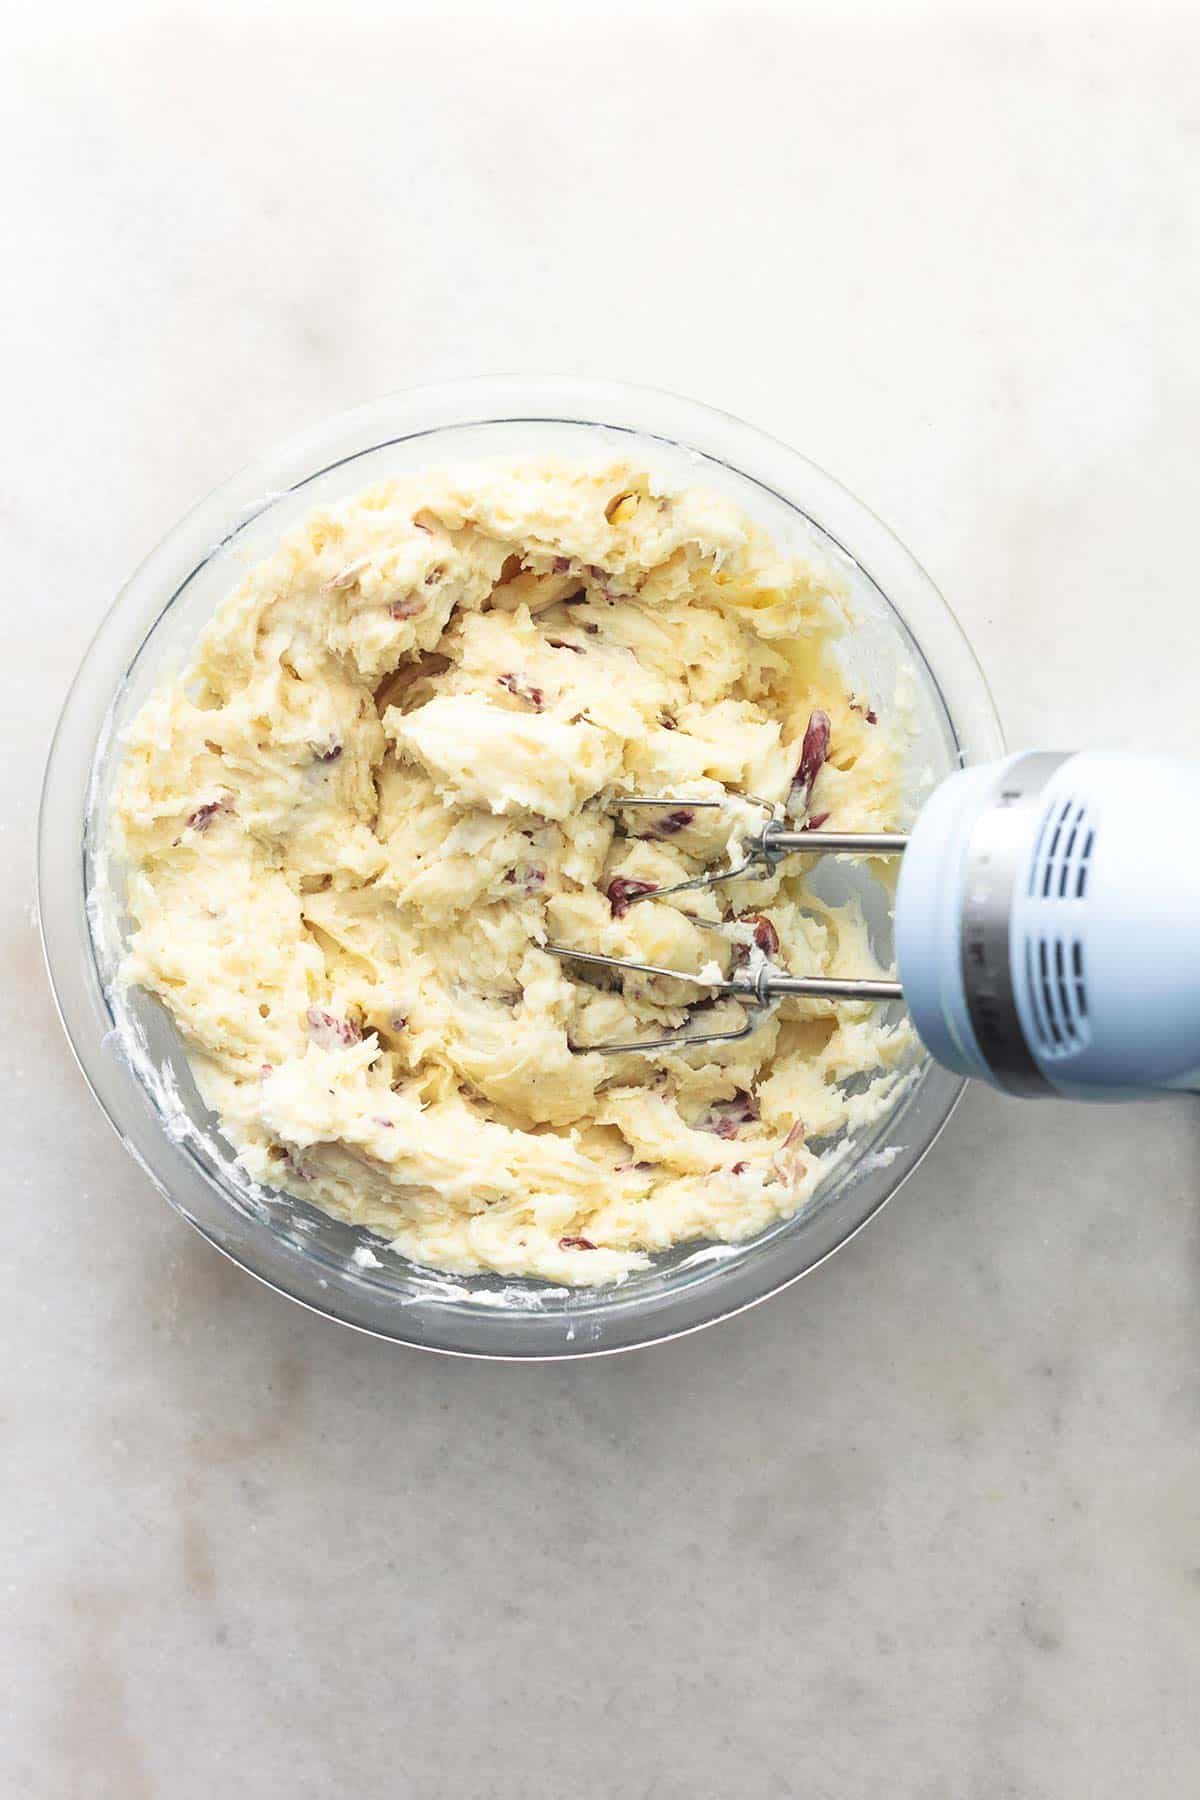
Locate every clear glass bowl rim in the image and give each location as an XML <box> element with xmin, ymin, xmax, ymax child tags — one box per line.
<box><xmin>38</xmin><ymin>374</ymin><xmax>1003</xmax><ymax>1358</ymax></box>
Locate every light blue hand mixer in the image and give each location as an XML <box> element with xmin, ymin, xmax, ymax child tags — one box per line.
<box><xmin>550</xmin><ymin>750</ymin><xmax>1200</xmax><ymax>1099</ymax></box>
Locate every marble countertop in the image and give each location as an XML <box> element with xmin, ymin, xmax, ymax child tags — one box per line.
<box><xmin>6</xmin><ymin>3</ymin><xmax>1199</xmax><ymax>1794</ymax></box>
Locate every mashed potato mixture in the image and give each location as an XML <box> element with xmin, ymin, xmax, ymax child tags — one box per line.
<box><xmin>113</xmin><ymin>458</ymin><xmax>913</xmax><ymax>1284</ymax></box>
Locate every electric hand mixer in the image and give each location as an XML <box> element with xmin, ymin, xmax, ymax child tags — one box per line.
<box><xmin>550</xmin><ymin>750</ymin><xmax>1200</xmax><ymax>1098</ymax></box>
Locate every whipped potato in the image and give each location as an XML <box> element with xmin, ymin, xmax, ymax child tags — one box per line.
<box><xmin>112</xmin><ymin>457</ymin><xmax>912</xmax><ymax>1284</ymax></box>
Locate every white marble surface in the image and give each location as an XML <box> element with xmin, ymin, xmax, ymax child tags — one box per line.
<box><xmin>6</xmin><ymin>2</ymin><xmax>1200</xmax><ymax>1793</ymax></box>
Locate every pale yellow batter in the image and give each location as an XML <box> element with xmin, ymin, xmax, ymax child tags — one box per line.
<box><xmin>112</xmin><ymin>457</ymin><xmax>912</xmax><ymax>1284</ymax></box>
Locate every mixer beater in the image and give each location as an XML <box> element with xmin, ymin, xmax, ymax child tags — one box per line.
<box><xmin>548</xmin><ymin>793</ymin><xmax>906</xmax><ymax>1054</ymax></box>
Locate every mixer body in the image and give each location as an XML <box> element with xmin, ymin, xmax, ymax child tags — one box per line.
<box><xmin>897</xmin><ymin>750</ymin><xmax>1200</xmax><ymax>1098</ymax></box>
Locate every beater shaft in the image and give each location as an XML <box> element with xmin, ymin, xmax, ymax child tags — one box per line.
<box><xmin>546</xmin><ymin>944</ymin><xmax>902</xmax><ymax>1004</ymax></box>
<box><xmin>762</xmin><ymin>829</ymin><xmax>909</xmax><ymax>856</ymax></box>
<box><xmin>765</xmin><ymin>975</ymin><xmax>904</xmax><ymax>999</ymax></box>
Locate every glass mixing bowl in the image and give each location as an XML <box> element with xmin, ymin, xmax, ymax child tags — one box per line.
<box><xmin>38</xmin><ymin>376</ymin><xmax>1002</xmax><ymax>1357</ymax></box>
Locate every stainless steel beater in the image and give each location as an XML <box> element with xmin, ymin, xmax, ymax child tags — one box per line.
<box><xmin>548</xmin><ymin>795</ymin><xmax>907</xmax><ymax>1054</ymax></box>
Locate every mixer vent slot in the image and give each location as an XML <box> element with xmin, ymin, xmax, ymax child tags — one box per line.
<box><xmin>1030</xmin><ymin>797</ymin><xmax>1095</xmax><ymax>900</ymax></box>
<box><xmin>1025</xmin><ymin>935</ymin><xmax>1089</xmax><ymax>1056</ymax></box>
